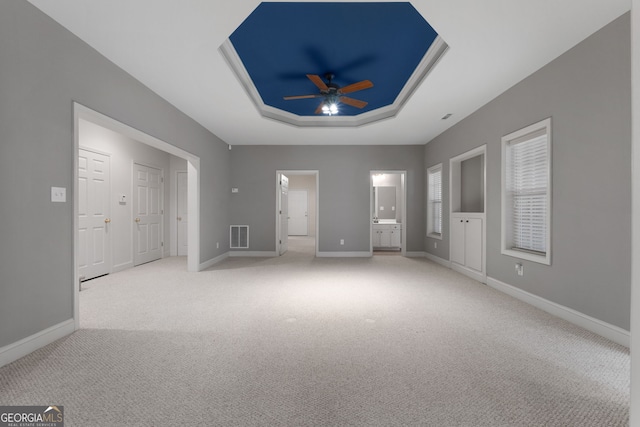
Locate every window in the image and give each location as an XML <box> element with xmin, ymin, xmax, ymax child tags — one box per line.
<box><xmin>427</xmin><ymin>164</ymin><xmax>443</xmax><ymax>239</ymax></box>
<box><xmin>501</xmin><ymin>118</ymin><xmax>551</xmax><ymax>265</ymax></box>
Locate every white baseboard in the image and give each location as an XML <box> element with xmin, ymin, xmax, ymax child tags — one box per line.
<box><xmin>0</xmin><ymin>319</ymin><xmax>75</xmax><ymax>368</ymax></box>
<box><xmin>112</xmin><ymin>261</ymin><xmax>134</xmax><ymax>274</ymax></box>
<box><xmin>405</xmin><ymin>251</ymin><xmax>426</xmax><ymax>258</ymax></box>
<box><xmin>229</xmin><ymin>251</ymin><xmax>277</xmax><ymax>257</ymax></box>
<box><xmin>451</xmin><ymin>262</ymin><xmax>486</xmax><ymax>283</ymax></box>
<box><xmin>423</xmin><ymin>252</ymin><xmax>452</xmax><ymax>268</ymax></box>
<box><xmin>199</xmin><ymin>252</ymin><xmax>230</xmax><ymax>270</ymax></box>
<box><xmin>317</xmin><ymin>251</ymin><xmax>371</xmax><ymax>258</ymax></box>
<box><xmin>486</xmin><ymin>276</ymin><xmax>630</xmax><ymax>347</ymax></box>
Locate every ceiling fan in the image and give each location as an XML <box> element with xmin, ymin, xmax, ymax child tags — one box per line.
<box><xmin>283</xmin><ymin>73</ymin><xmax>373</xmax><ymax>115</ymax></box>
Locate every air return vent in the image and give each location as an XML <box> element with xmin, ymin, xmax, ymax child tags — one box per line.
<box><xmin>230</xmin><ymin>225</ymin><xmax>249</xmax><ymax>249</ymax></box>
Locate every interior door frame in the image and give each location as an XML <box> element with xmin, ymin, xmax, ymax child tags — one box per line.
<box><xmin>174</xmin><ymin>170</ymin><xmax>188</xmax><ymax>256</ymax></box>
<box><xmin>73</xmin><ymin>102</ymin><xmax>201</xmax><ymax>331</ymax></box>
<box><xmin>275</xmin><ymin>170</ymin><xmax>319</xmax><ymax>256</ymax></box>
<box><xmin>370</xmin><ymin>170</ymin><xmax>407</xmax><ymax>256</ymax></box>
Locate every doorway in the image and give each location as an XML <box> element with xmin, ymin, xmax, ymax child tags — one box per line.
<box><xmin>73</xmin><ymin>103</ymin><xmax>201</xmax><ymax>330</ymax></box>
<box><xmin>370</xmin><ymin>171</ymin><xmax>407</xmax><ymax>256</ymax></box>
<box><xmin>276</xmin><ymin>171</ymin><xmax>319</xmax><ymax>257</ymax></box>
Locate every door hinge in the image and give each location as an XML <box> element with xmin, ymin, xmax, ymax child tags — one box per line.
<box><xmin>161</xmin><ymin>242</ymin><xmax>164</xmax><ymax>247</ymax></box>
<box><xmin>161</xmin><ymin>209</ymin><xmax>164</xmax><ymax>215</ymax></box>
<box><xmin>161</xmin><ymin>177</ymin><xmax>164</xmax><ymax>183</ymax></box>
<box><xmin>279</xmin><ymin>240</ymin><xmax>282</xmax><ymax>244</ymax></box>
<box><xmin>279</xmin><ymin>210</ymin><xmax>282</xmax><ymax>214</ymax></box>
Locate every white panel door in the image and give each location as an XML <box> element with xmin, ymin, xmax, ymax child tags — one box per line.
<box><xmin>279</xmin><ymin>174</ymin><xmax>289</xmax><ymax>255</ymax></box>
<box><xmin>465</xmin><ymin>218</ymin><xmax>483</xmax><ymax>272</ymax></box>
<box><xmin>134</xmin><ymin>164</ymin><xmax>163</xmax><ymax>266</ymax></box>
<box><xmin>450</xmin><ymin>217</ymin><xmax>466</xmax><ymax>265</ymax></box>
<box><xmin>288</xmin><ymin>190</ymin><xmax>308</xmax><ymax>236</ymax></box>
<box><xmin>78</xmin><ymin>149</ymin><xmax>111</xmax><ymax>281</ymax></box>
<box><xmin>176</xmin><ymin>171</ymin><xmax>188</xmax><ymax>256</ymax></box>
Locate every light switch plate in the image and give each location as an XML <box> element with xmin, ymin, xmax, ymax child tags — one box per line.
<box><xmin>51</xmin><ymin>187</ymin><xmax>66</xmax><ymax>203</ymax></box>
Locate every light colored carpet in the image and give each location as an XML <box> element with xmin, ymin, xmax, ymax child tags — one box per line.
<box><xmin>0</xmin><ymin>239</ymin><xmax>629</xmax><ymax>426</ymax></box>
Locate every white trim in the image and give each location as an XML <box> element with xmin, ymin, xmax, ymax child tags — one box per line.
<box><xmin>317</xmin><ymin>251</ymin><xmax>371</xmax><ymax>258</ymax></box>
<box><xmin>0</xmin><ymin>320</ymin><xmax>75</xmax><ymax>368</ymax></box>
<box><xmin>451</xmin><ymin>262</ymin><xmax>485</xmax><ymax>284</ymax></box>
<box><xmin>630</xmin><ymin>1</ymin><xmax>640</xmax><ymax>421</ymax></box>
<box><xmin>501</xmin><ymin>117</ymin><xmax>552</xmax><ymax>265</ymax></box>
<box><xmin>424</xmin><ymin>252</ymin><xmax>452</xmax><ymax>268</ymax></box>
<box><xmin>229</xmin><ymin>251</ymin><xmax>277</xmax><ymax>257</ymax></box>
<box><xmin>486</xmin><ymin>276</ymin><xmax>629</xmax><ymax>347</ymax></box>
<box><xmin>199</xmin><ymin>252</ymin><xmax>230</xmax><ymax>270</ymax></box>
<box><xmin>220</xmin><ymin>37</ymin><xmax>448</xmax><ymax>128</ymax></box>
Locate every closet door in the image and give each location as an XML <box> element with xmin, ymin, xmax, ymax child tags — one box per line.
<box><xmin>450</xmin><ymin>217</ymin><xmax>465</xmax><ymax>265</ymax></box>
<box><xmin>465</xmin><ymin>218</ymin><xmax>483</xmax><ymax>272</ymax></box>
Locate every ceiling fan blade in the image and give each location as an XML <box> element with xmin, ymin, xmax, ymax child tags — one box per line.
<box><xmin>314</xmin><ymin>101</ymin><xmax>326</xmax><ymax>115</ymax></box>
<box><xmin>283</xmin><ymin>94</ymin><xmax>323</xmax><ymax>100</ymax></box>
<box><xmin>339</xmin><ymin>96</ymin><xmax>368</xmax><ymax>109</ymax></box>
<box><xmin>338</xmin><ymin>80</ymin><xmax>373</xmax><ymax>94</ymax></box>
<box><xmin>307</xmin><ymin>74</ymin><xmax>329</xmax><ymax>91</ymax></box>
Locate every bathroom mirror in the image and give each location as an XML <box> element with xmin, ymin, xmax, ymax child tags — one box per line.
<box><xmin>373</xmin><ymin>186</ymin><xmax>396</xmax><ymax>220</ymax></box>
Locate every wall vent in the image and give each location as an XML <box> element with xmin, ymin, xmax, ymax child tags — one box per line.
<box><xmin>230</xmin><ymin>225</ymin><xmax>249</xmax><ymax>249</ymax></box>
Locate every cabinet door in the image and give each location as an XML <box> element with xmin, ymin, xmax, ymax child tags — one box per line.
<box><xmin>372</xmin><ymin>229</ymin><xmax>381</xmax><ymax>247</ymax></box>
<box><xmin>380</xmin><ymin>229</ymin><xmax>392</xmax><ymax>247</ymax></box>
<box><xmin>465</xmin><ymin>218</ymin><xmax>483</xmax><ymax>272</ymax></box>
<box><xmin>450</xmin><ymin>218</ymin><xmax>466</xmax><ymax>265</ymax></box>
<box><xmin>390</xmin><ymin>229</ymin><xmax>401</xmax><ymax>247</ymax></box>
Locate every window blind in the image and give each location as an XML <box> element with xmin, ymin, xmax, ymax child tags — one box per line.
<box><xmin>428</xmin><ymin>167</ymin><xmax>442</xmax><ymax>235</ymax></box>
<box><xmin>506</xmin><ymin>132</ymin><xmax>548</xmax><ymax>253</ymax></box>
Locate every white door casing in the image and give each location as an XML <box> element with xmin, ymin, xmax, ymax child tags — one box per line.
<box><xmin>288</xmin><ymin>190</ymin><xmax>308</xmax><ymax>236</ymax></box>
<box><xmin>279</xmin><ymin>174</ymin><xmax>289</xmax><ymax>255</ymax></box>
<box><xmin>176</xmin><ymin>171</ymin><xmax>188</xmax><ymax>256</ymax></box>
<box><xmin>78</xmin><ymin>149</ymin><xmax>111</xmax><ymax>280</ymax></box>
<box><xmin>134</xmin><ymin>163</ymin><xmax>163</xmax><ymax>266</ymax></box>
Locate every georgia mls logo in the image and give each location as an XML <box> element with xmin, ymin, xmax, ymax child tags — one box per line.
<box><xmin>0</xmin><ymin>405</ymin><xmax>64</xmax><ymax>427</ymax></box>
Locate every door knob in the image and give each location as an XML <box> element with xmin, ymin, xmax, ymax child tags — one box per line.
<box><xmin>104</xmin><ymin>218</ymin><xmax>111</xmax><ymax>224</ymax></box>
<box><xmin>135</xmin><ymin>218</ymin><xmax>141</xmax><ymax>223</ymax></box>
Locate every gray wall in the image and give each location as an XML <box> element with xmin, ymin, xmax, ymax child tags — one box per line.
<box><xmin>0</xmin><ymin>1</ymin><xmax>230</xmax><ymax>348</ymax></box>
<box><xmin>424</xmin><ymin>14</ymin><xmax>631</xmax><ymax>329</ymax></box>
<box><xmin>230</xmin><ymin>145</ymin><xmax>424</xmax><ymax>253</ymax></box>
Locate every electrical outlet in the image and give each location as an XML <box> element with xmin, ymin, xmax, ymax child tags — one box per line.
<box><xmin>434</xmin><ymin>242</ymin><xmax>437</xmax><ymax>249</ymax></box>
<box><xmin>340</xmin><ymin>239</ymin><xmax>344</xmax><ymax>245</ymax></box>
<box><xmin>216</xmin><ymin>242</ymin><xmax>219</xmax><ymax>249</ymax></box>
<box><xmin>515</xmin><ymin>263</ymin><xmax>524</xmax><ymax>276</ymax></box>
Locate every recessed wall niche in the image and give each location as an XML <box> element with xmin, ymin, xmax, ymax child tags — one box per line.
<box><xmin>450</xmin><ymin>147</ymin><xmax>485</xmax><ymax>213</ymax></box>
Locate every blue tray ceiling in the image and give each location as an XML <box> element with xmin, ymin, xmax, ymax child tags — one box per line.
<box><xmin>229</xmin><ymin>2</ymin><xmax>438</xmax><ymax>117</ymax></box>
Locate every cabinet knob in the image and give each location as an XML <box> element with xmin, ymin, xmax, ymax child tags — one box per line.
<box><xmin>460</xmin><ymin>220</ymin><xmax>463</xmax><ymax>223</ymax></box>
<box><xmin>466</xmin><ymin>220</ymin><xmax>469</xmax><ymax>223</ymax></box>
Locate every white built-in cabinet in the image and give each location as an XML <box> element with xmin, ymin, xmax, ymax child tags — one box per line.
<box><xmin>450</xmin><ymin>214</ymin><xmax>483</xmax><ymax>272</ymax></box>
<box><xmin>449</xmin><ymin>145</ymin><xmax>486</xmax><ymax>283</ymax></box>
<box><xmin>373</xmin><ymin>223</ymin><xmax>401</xmax><ymax>248</ymax></box>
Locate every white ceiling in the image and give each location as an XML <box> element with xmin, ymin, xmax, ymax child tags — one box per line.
<box><xmin>28</xmin><ymin>0</ymin><xmax>631</xmax><ymax>146</ymax></box>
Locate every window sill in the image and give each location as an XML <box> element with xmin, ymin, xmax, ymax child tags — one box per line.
<box><xmin>502</xmin><ymin>248</ymin><xmax>550</xmax><ymax>265</ymax></box>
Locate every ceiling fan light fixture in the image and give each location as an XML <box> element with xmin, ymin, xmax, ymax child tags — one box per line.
<box><xmin>322</xmin><ymin>103</ymin><xmax>339</xmax><ymax>115</ymax></box>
